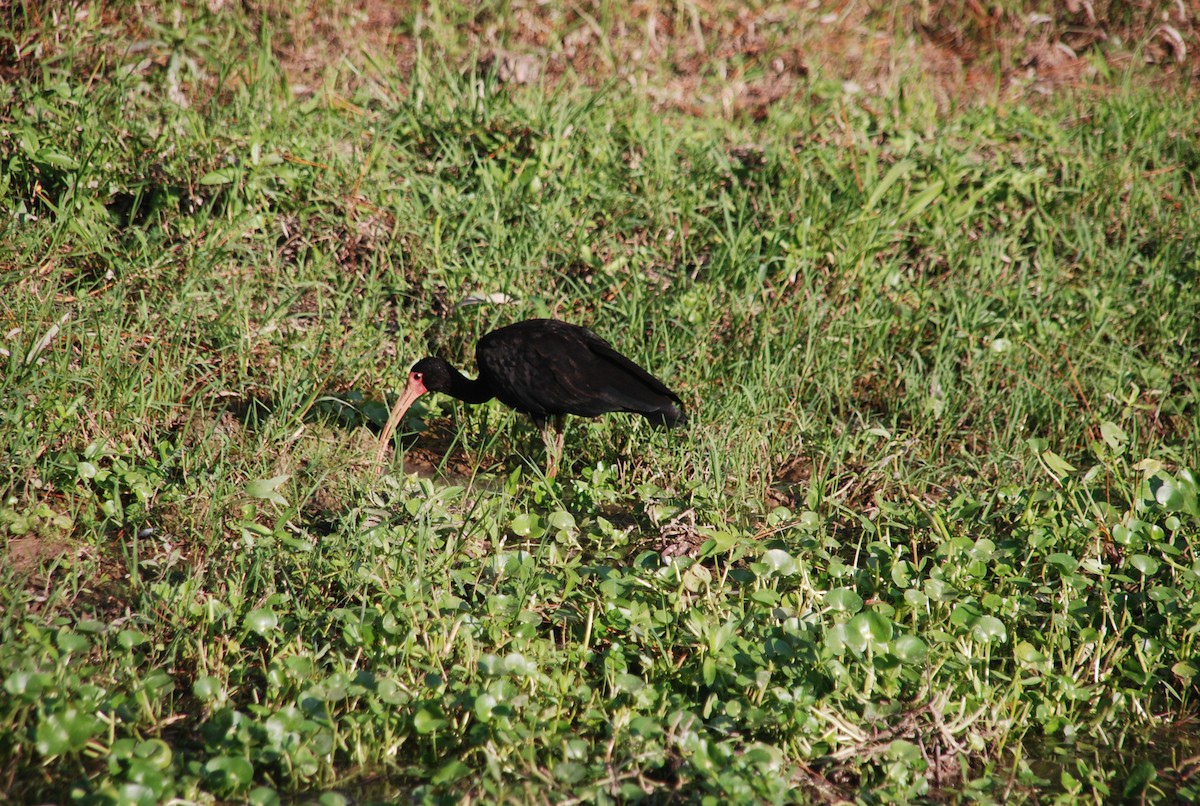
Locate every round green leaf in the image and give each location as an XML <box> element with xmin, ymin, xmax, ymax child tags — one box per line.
<box><xmin>1152</xmin><ymin>473</ymin><xmax>1185</xmax><ymax>510</ymax></box>
<box><xmin>798</xmin><ymin>511</ymin><xmax>821</xmax><ymax>531</ymax></box>
<box><xmin>547</xmin><ymin>510</ymin><xmax>576</xmax><ymax>531</ymax></box>
<box><xmin>474</xmin><ymin>693</ymin><xmax>498</xmax><ymax>721</ymax></box>
<box><xmin>614</xmin><ymin>673</ymin><xmax>645</xmax><ymax>693</ymax></box>
<box><xmin>760</xmin><ymin>548</ymin><xmax>797</xmax><ymax>575</ymax></box>
<box><xmin>248</xmin><ymin>787</ymin><xmax>281</xmax><ymax>806</ymax></box>
<box><xmin>413</xmin><ymin>707</ymin><xmax>447</xmax><ymax>734</ymax></box>
<box><xmin>244</xmin><ymin>608</ymin><xmax>278</xmax><ymax>636</ymax></box>
<box><xmin>125</xmin><ymin>760</ymin><xmax>166</xmax><ymax>794</ymax></box>
<box><xmin>117</xmin><ymin>629</ymin><xmax>149</xmax><ymax>650</ymax></box>
<box><xmin>848</xmin><ymin>611</ymin><xmax>893</xmax><ymax>650</ymax></box>
<box><xmin>193</xmin><ymin>675</ymin><xmax>223</xmax><ymax>702</ymax></box>
<box><xmin>504</xmin><ymin>652</ymin><xmax>536</xmax><ymax>676</ymax></box>
<box><xmin>36</xmin><ymin>708</ymin><xmax>102</xmax><ymax>756</ymax></box>
<box><xmin>318</xmin><ymin>794</ymin><xmax>349</xmax><ymax>806</ymax></box>
<box><xmin>629</xmin><ymin>716</ymin><xmax>662</xmax><ymax>737</ymax></box>
<box><xmin>377</xmin><ymin>678</ymin><xmax>406</xmax><ymax>705</ymax></box>
<box><xmin>116</xmin><ymin>783</ymin><xmax>159</xmax><ymax>806</ymax></box>
<box><xmin>892</xmin><ymin>634</ymin><xmax>928</xmax><ymax>664</ymax></box>
<box><xmin>134</xmin><ymin>739</ymin><xmax>173</xmax><ymax>770</ymax></box>
<box><xmin>1129</xmin><ymin>554</ymin><xmax>1160</xmax><ymax>576</ymax></box>
<box><xmin>841</xmin><ymin>619</ymin><xmax>869</xmax><ymax>654</ymax></box>
<box><xmin>205</xmin><ymin>756</ymin><xmax>254</xmax><ymax>791</ymax></box>
<box><xmin>5</xmin><ymin>670</ymin><xmax>50</xmax><ymax>698</ymax></box>
<box><xmin>1047</xmin><ymin>553</ymin><xmax>1078</xmax><ymax>573</ymax></box>
<box><xmin>1015</xmin><ymin>641</ymin><xmax>1046</xmax><ymax>665</ymax></box>
<box><xmin>827</xmin><ymin>587</ymin><xmax>863</xmax><ymax>613</ymax></box>
<box><xmin>972</xmin><ymin>615</ymin><xmax>1007</xmax><ymax>644</ymax></box>
<box><xmin>555</xmin><ymin>761</ymin><xmax>587</xmax><ymax>784</ymax></box>
<box><xmin>824</xmin><ymin>623</ymin><xmax>849</xmax><ymax>655</ymax></box>
<box><xmin>56</xmin><ymin>630</ymin><xmax>89</xmax><ymax>654</ymax></box>
<box><xmin>510</xmin><ymin>513</ymin><xmax>543</xmax><ymax>537</ymax></box>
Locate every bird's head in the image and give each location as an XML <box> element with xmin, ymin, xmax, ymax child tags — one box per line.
<box><xmin>408</xmin><ymin>357</ymin><xmax>454</xmax><ymax>395</ymax></box>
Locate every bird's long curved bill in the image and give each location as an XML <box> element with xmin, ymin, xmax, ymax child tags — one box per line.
<box><xmin>374</xmin><ymin>376</ymin><xmax>426</xmax><ymax>469</ymax></box>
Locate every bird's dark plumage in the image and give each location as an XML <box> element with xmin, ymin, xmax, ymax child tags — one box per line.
<box><xmin>376</xmin><ymin>319</ymin><xmax>685</xmax><ymax>474</ymax></box>
<box><xmin>475</xmin><ymin>319</ymin><xmax>685</xmax><ymax>426</ymax></box>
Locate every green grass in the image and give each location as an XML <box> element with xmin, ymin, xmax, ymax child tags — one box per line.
<box><xmin>2</xmin><ymin>1</ymin><xmax>1199</xmax><ymax>802</ymax></box>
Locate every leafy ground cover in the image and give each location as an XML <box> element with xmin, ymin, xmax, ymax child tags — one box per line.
<box><xmin>2</xmin><ymin>1</ymin><xmax>1199</xmax><ymax>802</ymax></box>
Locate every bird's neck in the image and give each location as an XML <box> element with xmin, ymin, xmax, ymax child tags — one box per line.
<box><xmin>448</xmin><ymin>367</ymin><xmax>494</xmax><ymax>405</ymax></box>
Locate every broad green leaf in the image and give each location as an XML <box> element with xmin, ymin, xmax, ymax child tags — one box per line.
<box><xmin>614</xmin><ymin>673</ymin><xmax>645</xmax><ymax>693</ymax></box>
<box><xmin>5</xmin><ymin>670</ymin><xmax>51</xmax><ymax>697</ymax></box>
<box><xmin>1099</xmin><ymin>421</ymin><xmax>1128</xmax><ymax>450</ymax></box>
<box><xmin>1152</xmin><ymin>473</ymin><xmax>1185</xmax><ymax>510</ymax></box>
<box><xmin>1040</xmin><ymin>449</ymin><xmax>1076</xmax><ymax>478</ymax></box>
<box><xmin>1047</xmin><ymin>553</ymin><xmax>1078</xmax><ymax>573</ymax></box>
<box><xmin>432</xmin><ymin>760</ymin><xmax>470</xmax><ymax>785</ymax></box>
<box><xmin>318</xmin><ymin>794</ymin><xmax>349</xmax><ymax>806</ymax></box>
<box><xmin>629</xmin><ymin>716</ymin><xmax>662</xmax><ymax>737</ymax></box>
<box><xmin>116</xmin><ymin>782</ymin><xmax>159</xmax><ymax>806</ymax></box>
<box><xmin>1123</xmin><ymin>761</ymin><xmax>1156</xmax><ymax>797</ymax></box>
<box><xmin>1172</xmin><ymin>661</ymin><xmax>1198</xmax><ymax>680</ymax></box>
<box><xmin>199</xmin><ymin>168</ymin><xmax>237</xmax><ymax>185</ymax></box>
<box><xmin>135</xmin><ymin>739</ymin><xmax>173</xmax><ymax>769</ymax></box>
<box><xmin>899</xmin><ymin>179</ymin><xmax>945</xmax><ymax>222</ymax></box>
<box><xmin>865</xmin><ymin>159</ymin><xmax>914</xmax><ymax>210</ymax></box>
<box><xmin>246</xmin><ymin>475</ymin><xmax>290</xmax><ymax>506</ymax></box>
<box><xmin>35</xmin><ymin>148</ymin><xmax>79</xmax><ymax>169</ymax></box>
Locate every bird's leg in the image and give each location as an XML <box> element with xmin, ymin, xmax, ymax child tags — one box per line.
<box><xmin>541</xmin><ymin>415</ymin><xmax>567</xmax><ymax>480</ymax></box>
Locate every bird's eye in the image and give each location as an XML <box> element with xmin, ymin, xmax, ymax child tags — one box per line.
<box><xmin>413</xmin><ymin>372</ymin><xmax>422</xmax><ymax>380</ymax></box>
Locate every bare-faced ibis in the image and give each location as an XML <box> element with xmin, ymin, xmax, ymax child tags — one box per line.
<box><xmin>375</xmin><ymin>319</ymin><xmax>686</xmax><ymax>477</ymax></box>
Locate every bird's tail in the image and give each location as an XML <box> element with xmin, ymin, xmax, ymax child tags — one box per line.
<box><xmin>643</xmin><ymin>403</ymin><xmax>687</xmax><ymax>428</ymax></box>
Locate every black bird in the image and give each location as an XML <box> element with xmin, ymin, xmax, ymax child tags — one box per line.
<box><xmin>375</xmin><ymin>319</ymin><xmax>686</xmax><ymax>477</ymax></box>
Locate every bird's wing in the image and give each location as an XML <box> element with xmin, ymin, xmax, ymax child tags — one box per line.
<box><xmin>579</xmin><ymin>330</ymin><xmax>683</xmax><ymax>406</ymax></box>
<box><xmin>476</xmin><ymin>320</ymin><xmax>683</xmax><ymax>422</ymax></box>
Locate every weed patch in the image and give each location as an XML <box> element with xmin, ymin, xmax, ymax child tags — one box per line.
<box><xmin>2</xmin><ymin>1</ymin><xmax>1199</xmax><ymax>802</ymax></box>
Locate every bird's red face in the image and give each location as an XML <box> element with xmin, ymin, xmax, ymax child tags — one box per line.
<box><xmin>407</xmin><ymin>369</ymin><xmax>429</xmax><ymax>397</ymax></box>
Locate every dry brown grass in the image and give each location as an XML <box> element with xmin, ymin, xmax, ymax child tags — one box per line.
<box><xmin>4</xmin><ymin>1</ymin><xmax>1196</xmax><ymax>118</ymax></box>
